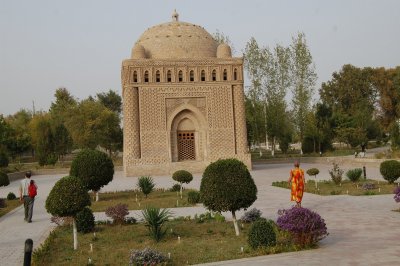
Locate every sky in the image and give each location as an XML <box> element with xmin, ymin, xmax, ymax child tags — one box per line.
<box><xmin>1</xmin><ymin>0</ymin><xmax>399</xmax><ymax>116</ymax></box>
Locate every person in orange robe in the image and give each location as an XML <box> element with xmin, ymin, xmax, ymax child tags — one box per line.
<box><xmin>288</xmin><ymin>161</ymin><xmax>305</xmax><ymax>207</ymax></box>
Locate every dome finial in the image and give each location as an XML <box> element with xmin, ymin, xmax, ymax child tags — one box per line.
<box><xmin>172</xmin><ymin>9</ymin><xmax>179</xmax><ymax>21</ymax></box>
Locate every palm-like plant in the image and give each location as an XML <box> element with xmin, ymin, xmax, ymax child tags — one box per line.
<box><xmin>137</xmin><ymin>176</ymin><xmax>155</xmax><ymax>198</ymax></box>
<box><xmin>142</xmin><ymin>207</ymin><xmax>172</xmax><ymax>242</ymax></box>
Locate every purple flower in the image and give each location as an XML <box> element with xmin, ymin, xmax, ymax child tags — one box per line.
<box><xmin>277</xmin><ymin>207</ymin><xmax>328</xmax><ymax>246</ymax></box>
<box><xmin>394</xmin><ymin>187</ymin><xmax>400</xmax><ymax>203</ymax></box>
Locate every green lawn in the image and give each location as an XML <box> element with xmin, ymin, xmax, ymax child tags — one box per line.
<box><xmin>272</xmin><ymin>179</ymin><xmax>398</xmax><ymax>196</ymax></box>
<box><xmin>90</xmin><ymin>189</ymin><xmax>198</xmax><ymax>212</ymax></box>
<box><xmin>33</xmin><ymin>218</ymin><xmax>307</xmax><ymax>265</ymax></box>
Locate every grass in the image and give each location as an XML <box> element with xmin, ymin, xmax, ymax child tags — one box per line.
<box><xmin>251</xmin><ymin>149</ymin><xmax>354</xmax><ymax>160</ymax></box>
<box><xmin>90</xmin><ymin>189</ymin><xmax>198</xmax><ymax>212</ymax></box>
<box><xmin>33</xmin><ymin>218</ymin><xmax>307</xmax><ymax>265</ymax></box>
<box><xmin>272</xmin><ymin>179</ymin><xmax>399</xmax><ymax>196</ymax></box>
<box><xmin>0</xmin><ymin>199</ymin><xmax>22</xmax><ymax>218</ymax></box>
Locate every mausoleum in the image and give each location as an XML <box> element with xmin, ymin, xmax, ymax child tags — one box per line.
<box><xmin>122</xmin><ymin>11</ymin><xmax>251</xmax><ymax>176</ymax></box>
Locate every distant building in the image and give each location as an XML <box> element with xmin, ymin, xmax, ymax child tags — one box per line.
<box><xmin>121</xmin><ymin>11</ymin><xmax>251</xmax><ymax>176</ymax></box>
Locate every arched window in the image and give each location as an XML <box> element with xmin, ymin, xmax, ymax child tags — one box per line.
<box><xmin>133</xmin><ymin>71</ymin><xmax>138</xmax><ymax>82</ymax></box>
<box><xmin>212</xmin><ymin>69</ymin><xmax>216</xmax><ymax>81</ymax></box>
<box><xmin>178</xmin><ymin>70</ymin><xmax>183</xmax><ymax>82</ymax></box>
<box><xmin>201</xmin><ymin>70</ymin><xmax>205</xmax><ymax>81</ymax></box>
<box><xmin>167</xmin><ymin>70</ymin><xmax>172</xmax><ymax>82</ymax></box>
<box><xmin>156</xmin><ymin>70</ymin><xmax>160</xmax><ymax>82</ymax></box>
<box><xmin>223</xmin><ymin>69</ymin><xmax>227</xmax><ymax>81</ymax></box>
<box><xmin>190</xmin><ymin>70</ymin><xmax>194</xmax><ymax>82</ymax></box>
<box><xmin>234</xmin><ymin>68</ymin><xmax>237</xmax><ymax>80</ymax></box>
<box><xmin>144</xmin><ymin>71</ymin><xmax>149</xmax><ymax>83</ymax></box>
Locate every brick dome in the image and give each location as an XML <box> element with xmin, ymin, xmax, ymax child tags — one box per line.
<box><xmin>132</xmin><ymin>14</ymin><xmax>218</xmax><ymax>59</ymax></box>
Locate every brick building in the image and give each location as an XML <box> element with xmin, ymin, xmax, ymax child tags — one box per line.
<box><xmin>121</xmin><ymin>11</ymin><xmax>251</xmax><ymax>176</ymax></box>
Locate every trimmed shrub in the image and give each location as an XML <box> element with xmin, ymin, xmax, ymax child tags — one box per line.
<box><xmin>105</xmin><ymin>203</ymin><xmax>129</xmax><ymax>224</ymax></box>
<box><xmin>329</xmin><ymin>163</ymin><xmax>343</xmax><ymax>185</ymax></box>
<box><xmin>200</xmin><ymin>158</ymin><xmax>257</xmax><ymax>236</ymax></box>
<box><xmin>241</xmin><ymin>208</ymin><xmax>262</xmax><ymax>223</ymax></box>
<box><xmin>0</xmin><ymin>151</ymin><xmax>9</xmax><ymax>168</ymax></box>
<box><xmin>187</xmin><ymin>191</ymin><xmax>200</xmax><ymax>204</ymax></box>
<box><xmin>76</xmin><ymin>207</ymin><xmax>95</xmax><ymax>233</ymax></box>
<box><xmin>277</xmin><ymin>207</ymin><xmax>328</xmax><ymax>247</ymax></box>
<box><xmin>129</xmin><ymin>248</ymin><xmax>168</xmax><ymax>266</ymax></box>
<box><xmin>172</xmin><ymin>170</ymin><xmax>193</xmax><ymax>199</ymax></box>
<box><xmin>0</xmin><ymin>198</ymin><xmax>5</xmax><ymax>208</ymax></box>
<box><xmin>46</xmin><ymin>153</ymin><xmax>58</xmax><ymax>166</ymax></box>
<box><xmin>45</xmin><ymin>176</ymin><xmax>91</xmax><ymax>217</ymax></box>
<box><xmin>70</xmin><ymin>149</ymin><xmax>114</xmax><ymax>192</ymax></box>
<box><xmin>7</xmin><ymin>192</ymin><xmax>16</xmax><ymax>200</ymax></box>
<box><xmin>248</xmin><ymin>218</ymin><xmax>276</xmax><ymax>249</ymax></box>
<box><xmin>142</xmin><ymin>207</ymin><xmax>171</xmax><ymax>242</ymax></box>
<box><xmin>306</xmin><ymin>168</ymin><xmax>319</xmax><ymax>177</ymax></box>
<box><xmin>0</xmin><ymin>171</ymin><xmax>10</xmax><ymax>187</ymax></box>
<box><xmin>380</xmin><ymin>160</ymin><xmax>400</xmax><ymax>184</ymax></box>
<box><xmin>137</xmin><ymin>176</ymin><xmax>155</xmax><ymax>198</ymax></box>
<box><xmin>346</xmin><ymin>168</ymin><xmax>362</xmax><ymax>183</ymax></box>
<box><xmin>170</xmin><ymin>183</ymin><xmax>181</xmax><ymax>192</ymax></box>
<box><xmin>172</xmin><ymin>170</ymin><xmax>193</xmax><ymax>184</ymax></box>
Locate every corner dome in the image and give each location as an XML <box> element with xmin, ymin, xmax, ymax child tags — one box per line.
<box><xmin>217</xmin><ymin>43</ymin><xmax>232</xmax><ymax>58</ymax></box>
<box><xmin>131</xmin><ymin>44</ymin><xmax>146</xmax><ymax>59</ymax></box>
<box><xmin>132</xmin><ymin>13</ymin><xmax>218</xmax><ymax>59</ymax></box>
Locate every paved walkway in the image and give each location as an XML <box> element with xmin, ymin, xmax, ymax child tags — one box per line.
<box><xmin>0</xmin><ymin>161</ymin><xmax>399</xmax><ymax>265</ymax></box>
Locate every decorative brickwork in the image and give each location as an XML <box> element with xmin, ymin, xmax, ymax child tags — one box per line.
<box><xmin>122</xmin><ymin>12</ymin><xmax>251</xmax><ymax>176</ymax></box>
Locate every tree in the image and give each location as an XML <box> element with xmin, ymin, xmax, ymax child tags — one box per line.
<box><xmin>53</xmin><ymin>123</ymin><xmax>72</xmax><ymax>164</ymax></box>
<box><xmin>96</xmin><ymin>90</ymin><xmax>122</xmax><ymax>114</ymax></box>
<box><xmin>320</xmin><ymin>65</ymin><xmax>377</xmax><ymax>148</ymax></box>
<box><xmin>212</xmin><ymin>30</ymin><xmax>236</xmax><ymax>55</ymax></box>
<box><xmin>29</xmin><ymin>113</ymin><xmax>55</xmax><ymax>166</ymax></box>
<box><xmin>200</xmin><ymin>159</ymin><xmax>257</xmax><ymax>236</ymax></box>
<box><xmin>65</xmin><ymin>99</ymin><xmax>122</xmax><ymax>151</ymax></box>
<box><xmin>70</xmin><ymin>149</ymin><xmax>114</xmax><ymax>201</ymax></box>
<box><xmin>265</xmin><ymin>44</ymin><xmax>291</xmax><ymax>156</ymax></box>
<box><xmin>172</xmin><ymin>170</ymin><xmax>193</xmax><ymax>199</ymax></box>
<box><xmin>45</xmin><ymin>176</ymin><xmax>91</xmax><ymax>250</ymax></box>
<box><xmin>290</xmin><ymin>32</ymin><xmax>317</xmax><ymax>154</ymax></box>
<box><xmin>244</xmin><ymin>38</ymin><xmax>269</xmax><ymax>154</ymax></box>
<box><xmin>49</xmin><ymin>87</ymin><xmax>77</xmax><ymax>122</ymax></box>
<box><xmin>5</xmin><ymin>110</ymin><xmax>32</xmax><ymax>160</ymax></box>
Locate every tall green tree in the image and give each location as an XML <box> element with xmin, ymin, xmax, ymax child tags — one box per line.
<box><xmin>96</xmin><ymin>90</ymin><xmax>122</xmax><ymax>115</ymax></box>
<box><xmin>5</xmin><ymin>110</ymin><xmax>32</xmax><ymax>159</ymax></box>
<box><xmin>29</xmin><ymin>113</ymin><xmax>55</xmax><ymax>165</ymax></box>
<box><xmin>212</xmin><ymin>30</ymin><xmax>236</xmax><ymax>55</ymax></box>
<box><xmin>265</xmin><ymin>44</ymin><xmax>291</xmax><ymax>156</ymax></box>
<box><xmin>244</xmin><ymin>38</ymin><xmax>269</xmax><ymax>154</ymax></box>
<box><xmin>320</xmin><ymin>65</ymin><xmax>377</xmax><ymax>148</ymax></box>
<box><xmin>290</xmin><ymin>32</ymin><xmax>317</xmax><ymax>154</ymax></box>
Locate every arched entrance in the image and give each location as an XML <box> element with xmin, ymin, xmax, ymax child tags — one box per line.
<box><xmin>168</xmin><ymin>107</ymin><xmax>207</xmax><ymax>162</ymax></box>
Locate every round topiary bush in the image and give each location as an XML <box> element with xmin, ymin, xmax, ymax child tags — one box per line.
<box><xmin>200</xmin><ymin>158</ymin><xmax>257</xmax><ymax>236</ymax></box>
<box><xmin>0</xmin><ymin>151</ymin><xmax>9</xmax><ymax>168</ymax></box>
<box><xmin>380</xmin><ymin>160</ymin><xmax>400</xmax><ymax>184</ymax></box>
<box><xmin>248</xmin><ymin>218</ymin><xmax>276</xmax><ymax>249</ymax></box>
<box><xmin>346</xmin><ymin>168</ymin><xmax>363</xmax><ymax>183</ymax></box>
<box><xmin>76</xmin><ymin>207</ymin><xmax>95</xmax><ymax>233</ymax></box>
<box><xmin>306</xmin><ymin>168</ymin><xmax>319</xmax><ymax>177</ymax></box>
<box><xmin>0</xmin><ymin>171</ymin><xmax>10</xmax><ymax>187</ymax></box>
<box><xmin>7</xmin><ymin>192</ymin><xmax>16</xmax><ymax>200</ymax></box>
<box><xmin>277</xmin><ymin>207</ymin><xmax>328</xmax><ymax>247</ymax></box>
<box><xmin>172</xmin><ymin>170</ymin><xmax>193</xmax><ymax>199</ymax></box>
<box><xmin>46</xmin><ymin>176</ymin><xmax>91</xmax><ymax>217</ymax></box>
<box><xmin>70</xmin><ymin>149</ymin><xmax>114</xmax><ymax>193</ymax></box>
<box><xmin>187</xmin><ymin>191</ymin><xmax>201</xmax><ymax>204</ymax></box>
<box><xmin>172</xmin><ymin>170</ymin><xmax>193</xmax><ymax>184</ymax></box>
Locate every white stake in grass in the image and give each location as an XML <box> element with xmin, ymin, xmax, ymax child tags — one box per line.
<box><xmin>178</xmin><ymin>236</ymin><xmax>181</xmax><ymax>243</ymax></box>
<box><xmin>90</xmin><ymin>243</ymin><xmax>93</xmax><ymax>252</ymax></box>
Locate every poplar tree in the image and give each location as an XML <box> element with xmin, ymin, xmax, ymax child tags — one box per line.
<box><xmin>290</xmin><ymin>32</ymin><xmax>317</xmax><ymax>154</ymax></box>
